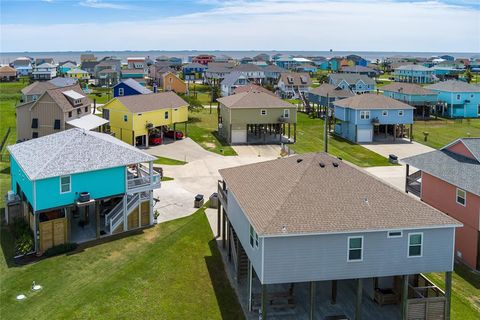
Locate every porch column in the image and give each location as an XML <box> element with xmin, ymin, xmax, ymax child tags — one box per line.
<box><xmin>173</xmin><ymin>123</ymin><xmax>176</xmax><ymax>141</ymax></box>
<box><xmin>294</xmin><ymin>123</ymin><xmax>297</xmax><ymax>143</ymax></box>
<box><xmin>185</xmin><ymin>122</ymin><xmax>188</xmax><ymax>138</ymax></box>
<box><xmin>95</xmin><ymin>201</ymin><xmax>100</xmax><ymax>239</ymax></box>
<box><xmin>410</xmin><ymin>123</ymin><xmax>413</xmax><ymax>142</ymax></box>
<box><xmin>288</xmin><ymin>123</ymin><xmax>291</xmax><ymax>140</ymax></box>
<box><xmin>149</xmin><ymin>190</ymin><xmax>154</xmax><ymax>225</ymax></box>
<box><xmin>247</xmin><ymin>259</ymin><xmax>253</xmax><ymax>311</ymax></box>
<box><xmin>310</xmin><ymin>281</ymin><xmax>316</xmax><ymax>320</ymax></box>
<box><xmin>405</xmin><ymin>164</ymin><xmax>410</xmax><ymax>193</ymax></box>
<box><xmin>227</xmin><ymin>220</ymin><xmax>232</xmax><ymax>262</ymax></box>
<box><xmin>355</xmin><ymin>278</ymin><xmax>363</xmax><ymax>320</ymax></box>
<box><xmin>33</xmin><ymin>211</ymin><xmax>39</xmax><ymax>253</ymax></box>
<box><xmin>261</xmin><ymin>284</ymin><xmax>268</xmax><ymax>320</ymax></box>
<box><xmin>331</xmin><ymin>280</ymin><xmax>337</xmax><ymax>304</ymax></box>
<box><xmin>401</xmin><ymin>275</ymin><xmax>409</xmax><ymax>320</ymax></box>
<box><xmin>216</xmin><ymin>203</ymin><xmax>221</xmax><ymax>238</ymax></box>
<box><xmin>445</xmin><ymin>271</ymin><xmax>452</xmax><ymax>320</ymax></box>
<box><xmin>122</xmin><ymin>193</ymin><xmax>128</xmax><ymax>231</ymax></box>
<box><xmin>222</xmin><ymin>209</ymin><xmax>226</xmax><ymax>248</ymax></box>
<box><xmin>393</xmin><ymin>124</ymin><xmax>397</xmax><ymax>141</ymax></box>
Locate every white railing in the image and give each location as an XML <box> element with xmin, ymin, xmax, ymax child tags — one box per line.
<box><xmin>127</xmin><ymin>165</ymin><xmax>161</xmax><ymax>190</ymax></box>
<box><xmin>105</xmin><ymin>200</ymin><xmax>124</xmax><ymax>228</ymax></box>
<box><xmin>107</xmin><ymin>193</ymin><xmax>141</xmax><ymax>234</ymax></box>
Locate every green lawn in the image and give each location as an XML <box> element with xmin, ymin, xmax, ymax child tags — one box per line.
<box><xmin>87</xmin><ymin>88</ymin><xmax>112</xmax><ymax>104</ymax></box>
<box><xmin>293</xmin><ymin>113</ymin><xmax>392</xmax><ymax>167</ymax></box>
<box><xmin>188</xmin><ymin>109</ymin><xmax>237</xmax><ymax>156</ymax></box>
<box><xmin>426</xmin><ymin>263</ymin><xmax>480</xmax><ymax>319</ymax></box>
<box><xmin>413</xmin><ymin>118</ymin><xmax>480</xmax><ymax>149</ymax></box>
<box><xmin>0</xmin><ymin>208</ymin><xmax>244</xmax><ymax>320</ymax></box>
<box><xmin>154</xmin><ymin>156</ymin><xmax>187</xmax><ymax>166</ymax></box>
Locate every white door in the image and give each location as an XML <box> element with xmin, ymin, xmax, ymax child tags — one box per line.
<box><xmin>231</xmin><ymin>129</ymin><xmax>247</xmax><ymax>144</ymax></box>
<box><xmin>357</xmin><ymin>128</ymin><xmax>373</xmax><ymax>142</ymax></box>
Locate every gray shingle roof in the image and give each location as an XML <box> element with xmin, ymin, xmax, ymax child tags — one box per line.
<box><xmin>221</xmin><ymin>71</ymin><xmax>247</xmax><ymax>87</ymax></box>
<box><xmin>426</xmin><ymin>80</ymin><xmax>480</xmax><ymax>93</ymax></box>
<box><xmin>118</xmin><ymin>78</ymin><xmax>152</xmax><ymax>94</ymax></box>
<box><xmin>381</xmin><ymin>82</ymin><xmax>437</xmax><ymax>96</ymax></box>
<box><xmin>402</xmin><ymin>142</ymin><xmax>480</xmax><ymax>196</ymax></box>
<box><xmin>21</xmin><ymin>81</ymin><xmax>56</xmax><ymax>95</ymax></box>
<box><xmin>309</xmin><ymin>83</ymin><xmax>354</xmax><ymax>99</ymax></box>
<box><xmin>341</xmin><ymin>66</ymin><xmax>378</xmax><ymax>74</ymax></box>
<box><xmin>114</xmin><ymin>92</ymin><xmax>188</xmax><ymax>113</ymax></box>
<box><xmin>7</xmin><ymin>128</ymin><xmax>156</xmax><ymax>180</ymax></box>
<box><xmin>333</xmin><ymin>94</ymin><xmax>415</xmax><ymax>110</ymax></box>
<box><xmin>219</xmin><ymin>153</ymin><xmax>460</xmax><ymax>236</ymax></box>
<box><xmin>329</xmin><ymin>73</ymin><xmax>375</xmax><ymax>85</ymax></box>
<box><xmin>395</xmin><ymin>65</ymin><xmax>432</xmax><ymax>71</ymax></box>
<box><xmin>217</xmin><ymin>91</ymin><xmax>294</xmax><ymax>109</ymax></box>
<box><xmin>279</xmin><ymin>72</ymin><xmax>312</xmax><ymax>86</ymax></box>
<box><xmin>48</xmin><ymin>77</ymin><xmax>78</xmax><ymax>87</ymax></box>
<box><xmin>460</xmin><ymin>138</ymin><xmax>480</xmax><ymax>160</ymax></box>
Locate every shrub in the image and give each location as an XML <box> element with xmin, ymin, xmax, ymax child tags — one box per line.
<box><xmin>15</xmin><ymin>232</ymin><xmax>34</xmax><ymax>256</ymax></box>
<box><xmin>44</xmin><ymin>243</ymin><xmax>78</xmax><ymax>257</ymax></box>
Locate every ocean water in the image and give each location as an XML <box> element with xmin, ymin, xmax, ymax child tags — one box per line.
<box><xmin>0</xmin><ymin>50</ymin><xmax>477</xmax><ymax>65</ymax></box>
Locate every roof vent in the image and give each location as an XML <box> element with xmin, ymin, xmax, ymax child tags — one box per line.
<box><xmin>364</xmin><ymin>197</ymin><xmax>369</xmax><ymax>205</ymax></box>
<box><xmin>332</xmin><ymin>162</ymin><xmax>339</xmax><ymax>167</ymax></box>
<box><xmin>319</xmin><ymin>162</ymin><xmax>325</xmax><ymax>168</ymax></box>
<box><xmin>297</xmin><ymin>159</ymin><xmax>303</xmax><ymax>163</ymax></box>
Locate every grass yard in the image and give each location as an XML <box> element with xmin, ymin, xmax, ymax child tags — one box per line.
<box><xmin>154</xmin><ymin>156</ymin><xmax>187</xmax><ymax>166</ymax></box>
<box><xmin>188</xmin><ymin>109</ymin><xmax>237</xmax><ymax>156</ymax></box>
<box><xmin>293</xmin><ymin>113</ymin><xmax>392</xmax><ymax>167</ymax></box>
<box><xmin>413</xmin><ymin>118</ymin><xmax>480</xmax><ymax>149</ymax></box>
<box><xmin>0</xmin><ymin>208</ymin><xmax>244</xmax><ymax>320</ymax></box>
<box><xmin>426</xmin><ymin>262</ymin><xmax>480</xmax><ymax>320</ymax></box>
<box><xmin>87</xmin><ymin>87</ymin><xmax>112</xmax><ymax>105</ymax></box>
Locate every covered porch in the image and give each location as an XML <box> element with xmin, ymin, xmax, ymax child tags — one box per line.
<box><xmin>372</xmin><ymin>122</ymin><xmax>413</xmax><ymax>143</ymax></box>
<box><xmin>245</xmin><ymin>122</ymin><xmax>296</xmax><ymax>145</ymax></box>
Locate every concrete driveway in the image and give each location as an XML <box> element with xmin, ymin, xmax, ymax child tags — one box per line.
<box><xmin>148</xmin><ymin>137</ymin><xmax>214</xmax><ymax>162</ymax></box>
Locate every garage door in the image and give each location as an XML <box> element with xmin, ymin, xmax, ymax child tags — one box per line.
<box><xmin>357</xmin><ymin>128</ymin><xmax>373</xmax><ymax>142</ymax></box>
<box><xmin>231</xmin><ymin>129</ymin><xmax>247</xmax><ymax>144</ymax></box>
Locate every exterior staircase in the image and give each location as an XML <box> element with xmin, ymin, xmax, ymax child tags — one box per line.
<box><xmin>104</xmin><ymin>193</ymin><xmax>141</xmax><ymax>234</ymax></box>
<box><xmin>230</xmin><ymin>227</ymin><xmax>249</xmax><ymax>282</ymax></box>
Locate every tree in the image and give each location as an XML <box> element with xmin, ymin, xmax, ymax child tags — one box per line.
<box><xmin>179</xmin><ymin>94</ymin><xmax>203</xmax><ymax>111</ymax></box>
<box><xmin>464</xmin><ymin>68</ymin><xmax>473</xmax><ymax>83</ymax></box>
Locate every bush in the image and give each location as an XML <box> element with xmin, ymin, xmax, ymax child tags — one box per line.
<box><xmin>15</xmin><ymin>232</ymin><xmax>34</xmax><ymax>256</ymax></box>
<box><xmin>44</xmin><ymin>243</ymin><xmax>78</xmax><ymax>257</ymax></box>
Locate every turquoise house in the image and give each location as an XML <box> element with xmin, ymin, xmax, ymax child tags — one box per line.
<box><xmin>381</xmin><ymin>82</ymin><xmax>438</xmax><ymax>119</ymax></box>
<box><xmin>427</xmin><ymin>80</ymin><xmax>480</xmax><ymax>118</ymax></box>
<box><xmin>332</xmin><ymin>94</ymin><xmax>414</xmax><ymax>143</ymax></box>
<box><xmin>7</xmin><ymin>129</ymin><xmax>159</xmax><ymax>253</ymax></box>
<box><xmin>393</xmin><ymin>65</ymin><xmax>435</xmax><ymax>84</ymax></box>
<box><xmin>58</xmin><ymin>61</ymin><xmax>77</xmax><ymax>75</ymax></box>
<box><xmin>121</xmin><ymin>69</ymin><xmax>146</xmax><ymax>85</ymax></box>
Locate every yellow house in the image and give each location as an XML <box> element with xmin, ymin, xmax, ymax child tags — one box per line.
<box><xmin>101</xmin><ymin>92</ymin><xmax>189</xmax><ymax>146</ymax></box>
<box><xmin>66</xmin><ymin>68</ymin><xmax>90</xmax><ymax>80</ymax></box>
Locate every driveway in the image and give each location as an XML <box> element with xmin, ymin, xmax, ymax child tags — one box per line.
<box><xmin>233</xmin><ymin>144</ymin><xmax>282</xmax><ymax>158</ymax></box>
<box><xmin>148</xmin><ymin>137</ymin><xmax>214</xmax><ymax>162</ymax></box>
<box><xmin>361</xmin><ymin>139</ymin><xmax>434</xmax><ymax>190</ymax></box>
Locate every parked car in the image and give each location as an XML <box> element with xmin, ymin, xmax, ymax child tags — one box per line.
<box><xmin>149</xmin><ymin>133</ymin><xmax>163</xmax><ymax>145</ymax></box>
<box><xmin>164</xmin><ymin>130</ymin><xmax>183</xmax><ymax>140</ymax></box>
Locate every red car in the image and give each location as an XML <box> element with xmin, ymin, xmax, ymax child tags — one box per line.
<box><xmin>164</xmin><ymin>130</ymin><xmax>183</xmax><ymax>140</ymax></box>
<box><xmin>149</xmin><ymin>133</ymin><xmax>163</xmax><ymax>145</ymax></box>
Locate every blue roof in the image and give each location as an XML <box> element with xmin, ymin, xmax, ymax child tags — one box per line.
<box><xmin>116</xmin><ymin>78</ymin><xmax>152</xmax><ymax>94</ymax></box>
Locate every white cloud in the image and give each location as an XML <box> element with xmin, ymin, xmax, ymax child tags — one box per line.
<box><xmin>2</xmin><ymin>1</ymin><xmax>479</xmax><ymax>52</ymax></box>
<box><xmin>79</xmin><ymin>0</ymin><xmax>131</xmax><ymax>10</ymax></box>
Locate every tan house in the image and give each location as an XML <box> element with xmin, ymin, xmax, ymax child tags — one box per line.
<box><xmin>217</xmin><ymin>90</ymin><xmax>297</xmax><ymax>144</ymax></box>
<box><xmin>0</xmin><ymin>66</ymin><xmax>17</xmax><ymax>81</ymax></box>
<box><xmin>159</xmin><ymin>71</ymin><xmax>187</xmax><ymax>94</ymax></box>
<box><xmin>16</xmin><ymin>84</ymin><xmax>108</xmax><ymax>141</ymax></box>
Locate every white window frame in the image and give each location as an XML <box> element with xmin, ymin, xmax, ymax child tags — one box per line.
<box><xmin>118</xmin><ymin>87</ymin><xmax>124</xmax><ymax>96</ymax></box>
<box><xmin>408</xmin><ymin>232</ymin><xmax>423</xmax><ymax>258</ymax></box>
<box><xmin>347</xmin><ymin>236</ymin><xmax>363</xmax><ymax>262</ymax></box>
<box><xmin>261</xmin><ymin>109</ymin><xmax>267</xmax><ymax>116</ymax></box>
<box><xmin>456</xmin><ymin>188</ymin><xmax>466</xmax><ymax>206</ymax></box>
<box><xmin>60</xmin><ymin>175</ymin><xmax>71</xmax><ymax>194</ymax></box>
<box><xmin>398</xmin><ymin>110</ymin><xmax>404</xmax><ymax>116</ymax></box>
<box><xmin>382</xmin><ymin>110</ymin><xmax>388</xmax><ymax>117</ymax></box>
<box><xmin>249</xmin><ymin>225</ymin><xmax>259</xmax><ymax>249</ymax></box>
<box><xmin>387</xmin><ymin>231</ymin><xmax>403</xmax><ymax>238</ymax></box>
<box><xmin>283</xmin><ymin>109</ymin><xmax>290</xmax><ymax>118</ymax></box>
<box><xmin>164</xmin><ymin>111</ymin><xmax>169</xmax><ymax>119</ymax></box>
<box><xmin>360</xmin><ymin>111</ymin><xmax>370</xmax><ymax>120</ymax></box>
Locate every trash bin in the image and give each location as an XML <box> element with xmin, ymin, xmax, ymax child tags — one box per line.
<box><xmin>194</xmin><ymin>194</ymin><xmax>204</xmax><ymax>208</ymax></box>
<box><xmin>209</xmin><ymin>193</ymin><xmax>219</xmax><ymax>209</ymax></box>
<box><xmin>389</xmin><ymin>154</ymin><xmax>398</xmax><ymax>164</ymax></box>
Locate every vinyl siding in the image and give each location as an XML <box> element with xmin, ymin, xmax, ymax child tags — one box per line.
<box><xmin>262</xmin><ymin>227</ymin><xmax>455</xmax><ymax>284</ymax></box>
<box><xmin>10</xmin><ymin>155</ymin><xmax>34</xmax><ymax>206</ymax></box>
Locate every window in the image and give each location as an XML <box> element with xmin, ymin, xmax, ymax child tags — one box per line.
<box><xmin>118</xmin><ymin>88</ymin><xmax>124</xmax><ymax>96</ymax></box>
<box><xmin>388</xmin><ymin>231</ymin><xmax>403</xmax><ymax>238</ymax></box>
<box><xmin>398</xmin><ymin>110</ymin><xmax>404</xmax><ymax>116</ymax></box>
<box><xmin>408</xmin><ymin>233</ymin><xmax>423</xmax><ymax>257</ymax></box>
<box><xmin>249</xmin><ymin>225</ymin><xmax>259</xmax><ymax>249</ymax></box>
<box><xmin>103</xmin><ymin>109</ymin><xmax>110</xmax><ymax>120</ymax></box>
<box><xmin>164</xmin><ymin>111</ymin><xmax>169</xmax><ymax>119</ymax></box>
<box><xmin>123</xmin><ymin>115</ymin><xmax>128</xmax><ymax>122</ymax></box>
<box><xmin>31</xmin><ymin>118</ymin><xmax>38</xmax><ymax>128</ymax></box>
<box><xmin>382</xmin><ymin>110</ymin><xmax>388</xmax><ymax>116</ymax></box>
<box><xmin>32</xmin><ymin>95</ymin><xmax>37</xmax><ymax>101</ymax></box>
<box><xmin>60</xmin><ymin>176</ymin><xmax>71</xmax><ymax>193</ymax></box>
<box><xmin>347</xmin><ymin>236</ymin><xmax>363</xmax><ymax>261</ymax></box>
<box><xmin>261</xmin><ymin>109</ymin><xmax>267</xmax><ymax>116</ymax></box>
<box><xmin>456</xmin><ymin>188</ymin><xmax>466</xmax><ymax>206</ymax></box>
<box><xmin>360</xmin><ymin>111</ymin><xmax>370</xmax><ymax>120</ymax></box>
<box><xmin>85</xmin><ymin>106</ymin><xmax>88</xmax><ymax>113</ymax></box>
<box><xmin>68</xmin><ymin>111</ymin><xmax>72</xmax><ymax>118</ymax></box>
<box><xmin>77</xmin><ymin>108</ymin><xmax>81</xmax><ymax>115</ymax></box>
<box><xmin>283</xmin><ymin>109</ymin><xmax>290</xmax><ymax>118</ymax></box>
<box><xmin>32</xmin><ymin>132</ymin><xmax>38</xmax><ymax>139</ymax></box>
<box><xmin>456</xmin><ymin>94</ymin><xmax>461</xmax><ymax>100</ymax></box>
<box><xmin>54</xmin><ymin>119</ymin><xmax>61</xmax><ymax>130</ymax></box>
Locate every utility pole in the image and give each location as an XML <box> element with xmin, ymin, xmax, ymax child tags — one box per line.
<box><xmin>324</xmin><ymin>93</ymin><xmax>329</xmax><ymax>153</ymax></box>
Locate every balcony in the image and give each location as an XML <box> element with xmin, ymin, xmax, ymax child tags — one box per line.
<box><xmin>127</xmin><ymin>164</ymin><xmax>161</xmax><ymax>191</ymax></box>
<box><xmin>217</xmin><ymin>180</ymin><xmax>228</xmax><ymax>206</ymax></box>
<box><xmin>406</xmin><ymin>170</ymin><xmax>421</xmax><ymax>197</ymax></box>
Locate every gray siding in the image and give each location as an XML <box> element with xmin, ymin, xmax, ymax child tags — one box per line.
<box><xmin>262</xmin><ymin>228</ymin><xmax>455</xmax><ymax>284</ymax></box>
<box><xmin>226</xmin><ymin>189</ymin><xmax>264</xmax><ymax>280</ymax></box>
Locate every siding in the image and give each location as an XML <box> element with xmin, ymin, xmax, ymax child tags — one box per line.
<box><xmin>10</xmin><ymin>155</ymin><xmax>34</xmax><ymax>206</ymax></box>
<box><xmin>226</xmin><ymin>189</ymin><xmax>264</xmax><ymax>281</ymax></box>
<box><xmin>35</xmin><ymin>166</ymin><xmax>126</xmax><ymax>211</ymax></box>
<box><xmin>262</xmin><ymin>227</ymin><xmax>455</xmax><ymax>284</ymax></box>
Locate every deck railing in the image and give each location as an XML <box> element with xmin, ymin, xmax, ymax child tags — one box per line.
<box><xmin>406</xmin><ymin>170</ymin><xmax>422</xmax><ymax>197</ymax></box>
<box><xmin>218</xmin><ymin>181</ymin><xmax>227</xmax><ymax>206</ymax></box>
<box><xmin>127</xmin><ymin>165</ymin><xmax>160</xmax><ymax>190</ymax></box>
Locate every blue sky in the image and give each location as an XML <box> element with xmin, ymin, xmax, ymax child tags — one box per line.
<box><xmin>1</xmin><ymin>0</ymin><xmax>479</xmax><ymax>52</ymax></box>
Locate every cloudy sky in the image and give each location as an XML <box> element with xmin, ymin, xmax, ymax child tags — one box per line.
<box><xmin>1</xmin><ymin>0</ymin><xmax>479</xmax><ymax>52</ymax></box>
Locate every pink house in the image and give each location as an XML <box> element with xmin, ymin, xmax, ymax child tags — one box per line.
<box><xmin>403</xmin><ymin>138</ymin><xmax>480</xmax><ymax>270</ymax></box>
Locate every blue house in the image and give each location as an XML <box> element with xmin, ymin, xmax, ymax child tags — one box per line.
<box><xmin>427</xmin><ymin>80</ymin><xmax>480</xmax><ymax>118</ymax></box>
<box><xmin>7</xmin><ymin>129</ymin><xmax>160</xmax><ymax>253</ymax></box>
<box><xmin>13</xmin><ymin>57</ymin><xmax>33</xmax><ymax>76</ymax></box>
<box><xmin>381</xmin><ymin>82</ymin><xmax>438</xmax><ymax>119</ymax></box>
<box><xmin>113</xmin><ymin>78</ymin><xmax>152</xmax><ymax>97</ymax></box>
<box><xmin>346</xmin><ymin>54</ymin><xmax>368</xmax><ymax>67</ymax></box>
<box><xmin>393</xmin><ymin>65</ymin><xmax>435</xmax><ymax>84</ymax></box>
<box><xmin>182</xmin><ymin>62</ymin><xmax>206</xmax><ymax>81</ymax></box>
<box><xmin>328</xmin><ymin>73</ymin><xmax>376</xmax><ymax>94</ymax></box>
<box><xmin>332</xmin><ymin>94</ymin><xmax>414</xmax><ymax>143</ymax></box>
<box><xmin>308</xmin><ymin>83</ymin><xmax>354</xmax><ymax>107</ymax></box>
